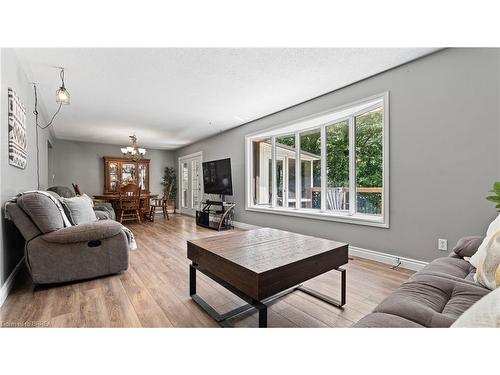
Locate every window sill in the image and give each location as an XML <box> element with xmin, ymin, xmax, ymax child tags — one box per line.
<box><xmin>245</xmin><ymin>205</ymin><xmax>389</xmax><ymax>228</ymax></box>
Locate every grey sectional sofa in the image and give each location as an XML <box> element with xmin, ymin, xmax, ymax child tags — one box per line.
<box><xmin>353</xmin><ymin>238</ymin><xmax>490</xmax><ymax>327</ymax></box>
<box><xmin>6</xmin><ymin>191</ymin><xmax>129</xmax><ymax>284</ymax></box>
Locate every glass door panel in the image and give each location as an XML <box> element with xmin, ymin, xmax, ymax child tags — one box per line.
<box><xmin>179</xmin><ymin>154</ymin><xmax>203</xmax><ymax>215</ymax></box>
<box><xmin>181</xmin><ymin>162</ymin><xmax>188</xmax><ymax>208</ymax></box>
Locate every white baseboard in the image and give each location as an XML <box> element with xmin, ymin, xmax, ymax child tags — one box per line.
<box><xmin>0</xmin><ymin>257</ymin><xmax>24</xmax><ymax>307</ymax></box>
<box><xmin>348</xmin><ymin>246</ymin><xmax>428</xmax><ymax>271</ymax></box>
<box><xmin>231</xmin><ymin>221</ymin><xmax>428</xmax><ymax>271</ymax></box>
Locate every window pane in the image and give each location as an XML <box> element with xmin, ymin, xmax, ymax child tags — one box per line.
<box><xmin>276</xmin><ymin>159</ymin><xmax>284</xmax><ymax>206</ymax></box>
<box><xmin>355</xmin><ymin>107</ymin><xmax>383</xmax><ymax>215</ymax></box>
<box><xmin>288</xmin><ymin>158</ymin><xmax>295</xmax><ymax>208</ymax></box>
<box><xmin>251</xmin><ymin>139</ymin><xmax>272</xmax><ymax>206</ymax></box>
<box><xmin>326</xmin><ymin>120</ymin><xmax>349</xmax><ymax>212</ymax></box>
<box><xmin>275</xmin><ymin>135</ymin><xmax>296</xmax><ymax>208</ymax></box>
<box><xmin>299</xmin><ymin>129</ymin><xmax>321</xmax><ymax>209</ymax></box>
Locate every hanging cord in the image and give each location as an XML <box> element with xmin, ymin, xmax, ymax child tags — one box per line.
<box><xmin>32</xmin><ymin>83</ymin><xmax>63</xmax><ymax>190</ymax></box>
<box><xmin>390</xmin><ymin>258</ymin><xmax>402</xmax><ymax>270</ymax></box>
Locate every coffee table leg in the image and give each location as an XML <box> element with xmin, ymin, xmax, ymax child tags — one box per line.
<box><xmin>258</xmin><ymin>306</ymin><xmax>268</xmax><ymax>328</ymax></box>
<box><xmin>189</xmin><ymin>263</ymin><xmax>197</xmax><ymax>296</ymax></box>
<box><xmin>296</xmin><ymin>267</ymin><xmax>346</xmax><ymax>308</ymax></box>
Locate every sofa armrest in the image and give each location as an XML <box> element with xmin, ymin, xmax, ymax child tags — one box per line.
<box><xmin>93</xmin><ymin>203</ymin><xmax>116</xmax><ymax>221</ymax></box>
<box><xmin>452</xmin><ymin>236</ymin><xmax>484</xmax><ymax>258</ymax></box>
<box><xmin>94</xmin><ymin>202</ymin><xmax>113</xmax><ymax>210</ymax></box>
<box><xmin>95</xmin><ymin>210</ymin><xmax>111</xmax><ymax>220</ymax></box>
<box><xmin>41</xmin><ymin>220</ymin><xmax>123</xmax><ymax>243</ymax></box>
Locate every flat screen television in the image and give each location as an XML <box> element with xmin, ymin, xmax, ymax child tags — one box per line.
<box><xmin>202</xmin><ymin>158</ymin><xmax>233</xmax><ymax>196</ymax></box>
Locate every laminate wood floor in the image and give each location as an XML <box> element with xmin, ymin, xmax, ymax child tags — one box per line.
<box><xmin>0</xmin><ymin>214</ymin><xmax>414</xmax><ymax>328</ymax></box>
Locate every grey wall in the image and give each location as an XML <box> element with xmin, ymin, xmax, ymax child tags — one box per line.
<box><xmin>175</xmin><ymin>48</ymin><xmax>500</xmax><ymax>263</ymax></box>
<box><xmin>1</xmin><ymin>49</ymin><xmax>54</xmax><ymax>288</ymax></box>
<box><xmin>51</xmin><ymin>139</ymin><xmax>175</xmax><ymax>197</ymax></box>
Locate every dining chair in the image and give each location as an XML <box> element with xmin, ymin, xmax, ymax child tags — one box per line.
<box><xmin>148</xmin><ymin>184</ymin><xmax>173</xmax><ymax>222</ymax></box>
<box><xmin>118</xmin><ymin>183</ymin><xmax>142</xmax><ymax>223</ymax></box>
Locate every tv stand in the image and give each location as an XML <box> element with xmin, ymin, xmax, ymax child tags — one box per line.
<box><xmin>196</xmin><ymin>200</ymin><xmax>235</xmax><ymax>231</ymax></box>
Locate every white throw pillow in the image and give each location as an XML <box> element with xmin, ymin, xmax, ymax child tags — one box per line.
<box><xmin>469</xmin><ymin>213</ymin><xmax>500</xmax><ymax>268</ymax></box>
<box><xmin>452</xmin><ymin>287</ymin><xmax>500</xmax><ymax>327</ymax></box>
<box><xmin>473</xmin><ymin>229</ymin><xmax>500</xmax><ymax>290</ymax></box>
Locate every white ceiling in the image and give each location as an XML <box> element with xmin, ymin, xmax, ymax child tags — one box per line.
<box><xmin>15</xmin><ymin>48</ymin><xmax>438</xmax><ymax>150</ymax></box>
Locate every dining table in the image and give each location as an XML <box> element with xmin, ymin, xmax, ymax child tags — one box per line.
<box><xmin>93</xmin><ymin>193</ymin><xmax>159</xmax><ymax>220</ymax></box>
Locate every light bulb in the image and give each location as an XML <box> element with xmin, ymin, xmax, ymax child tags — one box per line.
<box><xmin>56</xmin><ymin>87</ymin><xmax>70</xmax><ymax>105</ymax></box>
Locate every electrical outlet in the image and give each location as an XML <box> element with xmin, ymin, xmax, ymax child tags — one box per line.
<box><xmin>438</xmin><ymin>238</ymin><xmax>448</xmax><ymax>251</ymax></box>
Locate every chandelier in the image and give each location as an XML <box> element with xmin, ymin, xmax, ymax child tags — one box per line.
<box><xmin>121</xmin><ymin>134</ymin><xmax>146</xmax><ymax>161</ymax></box>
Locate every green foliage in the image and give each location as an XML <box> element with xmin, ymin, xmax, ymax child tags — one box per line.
<box><xmin>326</xmin><ymin>120</ymin><xmax>349</xmax><ymax>187</ymax></box>
<box><xmin>355</xmin><ymin>111</ymin><xmax>383</xmax><ymax>188</ymax></box>
<box><xmin>486</xmin><ymin>182</ymin><xmax>500</xmax><ymax>211</ymax></box>
<box><xmin>292</xmin><ymin>111</ymin><xmax>383</xmax><ymax>189</ymax></box>
<box><xmin>161</xmin><ymin>166</ymin><xmax>177</xmax><ymax>199</ymax></box>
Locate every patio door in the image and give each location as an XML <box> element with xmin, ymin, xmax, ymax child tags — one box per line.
<box><xmin>178</xmin><ymin>152</ymin><xmax>203</xmax><ymax>216</ymax></box>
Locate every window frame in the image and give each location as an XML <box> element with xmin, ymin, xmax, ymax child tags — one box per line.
<box><xmin>245</xmin><ymin>92</ymin><xmax>389</xmax><ymax>228</ymax></box>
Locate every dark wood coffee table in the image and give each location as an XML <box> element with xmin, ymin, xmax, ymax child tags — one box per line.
<box><xmin>187</xmin><ymin>228</ymin><xmax>348</xmax><ymax>327</ymax></box>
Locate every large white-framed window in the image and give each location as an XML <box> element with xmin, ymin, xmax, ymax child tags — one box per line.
<box><xmin>245</xmin><ymin>92</ymin><xmax>389</xmax><ymax>228</ymax></box>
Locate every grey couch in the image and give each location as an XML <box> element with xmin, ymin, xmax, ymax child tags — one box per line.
<box><xmin>353</xmin><ymin>237</ymin><xmax>490</xmax><ymax>327</ymax></box>
<box><xmin>47</xmin><ymin>186</ymin><xmax>116</xmax><ymax>220</ymax></box>
<box><xmin>6</xmin><ymin>191</ymin><xmax>129</xmax><ymax>284</ymax></box>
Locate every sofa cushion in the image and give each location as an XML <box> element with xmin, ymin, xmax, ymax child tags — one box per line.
<box><xmin>452</xmin><ymin>236</ymin><xmax>484</xmax><ymax>258</ymax></box>
<box><xmin>373</xmin><ymin>273</ymin><xmax>490</xmax><ymax>327</ymax></box>
<box><xmin>452</xmin><ymin>287</ymin><xmax>500</xmax><ymax>327</ymax></box>
<box><xmin>59</xmin><ymin>196</ymin><xmax>98</xmax><ymax>225</ymax></box>
<box><xmin>416</xmin><ymin>257</ymin><xmax>476</xmax><ymax>282</ymax></box>
<box><xmin>42</xmin><ymin>220</ymin><xmax>123</xmax><ymax>243</ymax></box>
<box><xmin>352</xmin><ymin>312</ymin><xmax>424</xmax><ymax>328</ymax></box>
<box><xmin>17</xmin><ymin>192</ymin><xmax>65</xmax><ymax>233</ymax></box>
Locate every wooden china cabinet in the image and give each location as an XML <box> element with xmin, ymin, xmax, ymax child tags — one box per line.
<box><xmin>103</xmin><ymin>156</ymin><xmax>150</xmax><ymax>194</ymax></box>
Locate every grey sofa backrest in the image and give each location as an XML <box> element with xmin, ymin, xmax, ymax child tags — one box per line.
<box><xmin>16</xmin><ymin>193</ymin><xmax>65</xmax><ymax>233</ymax></box>
<box><xmin>5</xmin><ymin>202</ymin><xmax>42</xmax><ymax>242</ymax></box>
<box><xmin>47</xmin><ymin>186</ymin><xmax>75</xmax><ymax>198</ymax></box>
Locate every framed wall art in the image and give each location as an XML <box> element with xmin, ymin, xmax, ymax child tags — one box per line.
<box><xmin>8</xmin><ymin>88</ymin><xmax>27</xmax><ymax>169</ymax></box>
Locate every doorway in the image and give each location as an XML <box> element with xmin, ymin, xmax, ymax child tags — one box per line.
<box><xmin>178</xmin><ymin>152</ymin><xmax>203</xmax><ymax>216</ymax></box>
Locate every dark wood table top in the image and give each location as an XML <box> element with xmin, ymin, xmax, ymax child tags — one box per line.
<box><xmin>187</xmin><ymin>228</ymin><xmax>348</xmax><ymax>300</ymax></box>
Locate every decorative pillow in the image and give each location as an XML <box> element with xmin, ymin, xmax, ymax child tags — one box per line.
<box><xmin>80</xmin><ymin>193</ymin><xmax>95</xmax><ymax>207</ymax></box>
<box><xmin>452</xmin><ymin>236</ymin><xmax>484</xmax><ymax>258</ymax></box>
<box><xmin>473</xmin><ymin>229</ymin><xmax>500</xmax><ymax>290</ymax></box>
<box><xmin>469</xmin><ymin>214</ymin><xmax>500</xmax><ymax>268</ymax></box>
<box><xmin>59</xmin><ymin>196</ymin><xmax>98</xmax><ymax>225</ymax></box>
<box><xmin>452</xmin><ymin>287</ymin><xmax>500</xmax><ymax>327</ymax></box>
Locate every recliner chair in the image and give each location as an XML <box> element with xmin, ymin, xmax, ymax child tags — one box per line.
<box><xmin>5</xmin><ymin>192</ymin><xmax>129</xmax><ymax>284</ymax></box>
